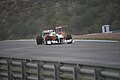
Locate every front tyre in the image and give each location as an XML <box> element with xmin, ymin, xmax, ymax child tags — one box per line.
<box><xmin>45</xmin><ymin>36</ymin><xmax>52</xmax><ymax>45</ymax></box>
<box><xmin>46</xmin><ymin>40</ymin><xmax>52</xmax><ymax>45</ymax></box>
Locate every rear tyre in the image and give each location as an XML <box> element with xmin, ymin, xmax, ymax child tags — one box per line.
<box><xmin>36</xmin><ymin>36</ymin><xmax>43</xmax><ymax>45</ymax></box>
<box><xmin>66</xmin><ymin>34</ymin><xmax>73</xmax><ymax>44</ymax></box>
<box><xmin>66</xmin><ymin>34</ymin><xmax>72</xmax><ymax>40</ymax></box>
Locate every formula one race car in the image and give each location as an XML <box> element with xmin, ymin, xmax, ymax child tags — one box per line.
<box><xmin>36</xmin><ymin>26</ymin><xmax>73</xmax><ymax>45</ymax></box>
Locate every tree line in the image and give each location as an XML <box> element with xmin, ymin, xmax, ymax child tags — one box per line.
<box><xmin>0</xmin><ymin>0</ymin><xmax>120</xmax><ymax>40</ymax></box>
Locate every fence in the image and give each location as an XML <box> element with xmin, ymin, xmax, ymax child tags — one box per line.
<box><xmin>0</xmin><ymin>57</ymin><xmax>120</xmax><ymax>80</ymax></box>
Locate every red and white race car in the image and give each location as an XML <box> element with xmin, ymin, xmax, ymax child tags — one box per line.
<box><xmin>36</xmin><ymin>26</ymin><xmax>73</xmax><ymax>45</ymax></box>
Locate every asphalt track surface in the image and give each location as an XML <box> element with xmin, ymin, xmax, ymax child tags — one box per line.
<box><xmin>0</xmin><ymin>40</ymin><xmax>120</xmax><ymax>68</ymax></box>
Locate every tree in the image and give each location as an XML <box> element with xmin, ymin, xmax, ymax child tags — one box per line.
<box><xmin>0</xmin><ymin>20</ymin><xmax>8</xmax><ymax>40</ymax></box>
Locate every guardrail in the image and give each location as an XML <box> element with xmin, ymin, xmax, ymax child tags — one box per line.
<box><xmin>0</xmin><ymin>57</ymin><xmax>120</xmax><ymax>80</ymax></box>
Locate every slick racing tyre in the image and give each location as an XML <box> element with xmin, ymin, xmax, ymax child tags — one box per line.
<box><xmin>66</xmin><ymin>34</ymin><xmax>73</xmax><ymax>44</ymax></box>
<box><xmin>45</xmin><ymin>36</ymin><xmax>52</xmax><ymax>45</ymax></box>
<box><xmin>36</xmin><ymin>35</ymin><xmax>43</xmax><ymax>45</ymax></box>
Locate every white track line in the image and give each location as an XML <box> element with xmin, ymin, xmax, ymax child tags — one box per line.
<box><xmin>74</xmin><ymin>40</ymin><xmax>119</xmax><ymax>42</ymax></box>
<box><xmin>5</xmin><ymin>39</ymin><xmax>119</xmax><ymax>43</ymax></box>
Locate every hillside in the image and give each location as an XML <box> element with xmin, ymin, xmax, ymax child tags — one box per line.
<box><xmin>0</xmin><ymin>0</ymin><xmax>120</xmax><ymax>40</ymax></box>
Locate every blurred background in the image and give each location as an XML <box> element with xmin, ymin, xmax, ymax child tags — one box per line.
<box><xmin>0</xmin><ymin>0</ymin><xmax>120</xmax><ymax>40</ymax></box>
